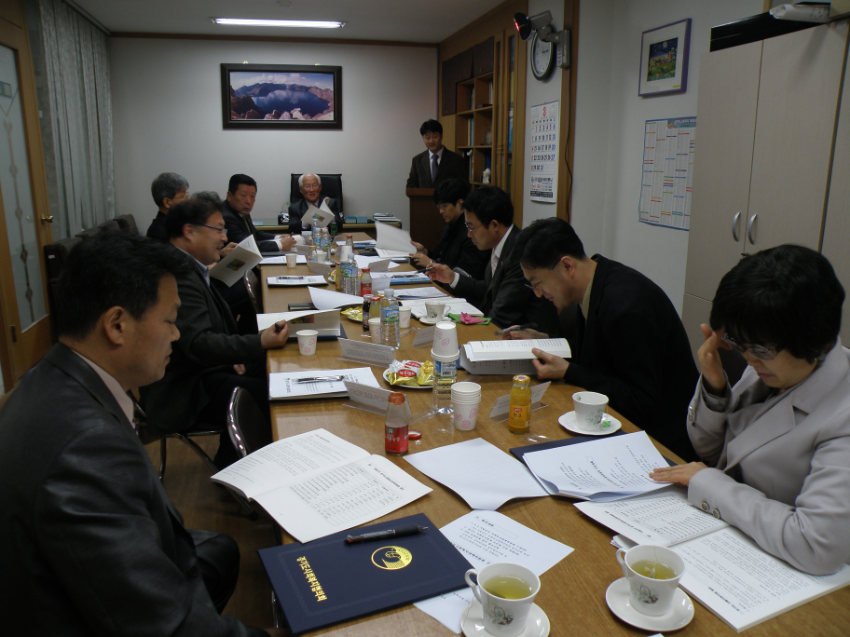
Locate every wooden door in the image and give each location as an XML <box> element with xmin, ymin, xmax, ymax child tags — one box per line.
<box><xmin>746</xmin><ymin>21</ymin><xmax>849</xmax><ymax>253</ymax></box>
<box><xmin>0</xmin><ymin>1</ymin><xmax>54</xmax><ymax>390</ymax></box>
<box><xmin>683</xmin><ymin>41</ymin><xmax>762</xmax><ymax>304</ymax></box>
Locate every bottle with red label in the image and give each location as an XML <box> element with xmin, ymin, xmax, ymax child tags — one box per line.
<box><xmin>385</xmin><ymin>392</ymin><xmax>409</xmax><ymax>455</ymax></box>
<box><xmin>360</xmin><ymin>268</ymin><xmax>372</xmax><ymax>296</ymax></box>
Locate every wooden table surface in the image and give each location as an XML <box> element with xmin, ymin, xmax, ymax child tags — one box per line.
<box><xmin>260</xmin><ymin>260</ymin><xmax>850</xmax><ymax>637</ymax></box>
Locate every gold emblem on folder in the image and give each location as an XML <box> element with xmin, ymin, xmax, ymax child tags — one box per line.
<box><xmin>371</xmin><ymin>546</ymin><xmax>412</xmax><ymax>570</ymax></box>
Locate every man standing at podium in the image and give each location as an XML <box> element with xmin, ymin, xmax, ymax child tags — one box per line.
<box><xmin>406</xmin><ymin>119</ymin><xmax>467</xmax><ymax>188</ymax></box>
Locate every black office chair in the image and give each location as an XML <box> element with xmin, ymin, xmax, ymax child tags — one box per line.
<box><xmin>244</xmin><ymin>269</ymin><xmax>263</xmax><ymax>314</ymax></box>
<box><xmin>289</xmin><ymin>173</ymin><xmax>344</xmax><ymax>212</ymax></box>
<box><xmin>226</xmin><ymin>387</ymin><xmax>273</xmax><ymax>459</ymax></box>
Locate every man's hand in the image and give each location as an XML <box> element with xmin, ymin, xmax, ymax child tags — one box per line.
<box><xmin>649</xmin><ymin>462</ymin><xmax>708</xmax><ymax>487</ymax></box>
<box><xmin>531</xmin><ymin>348</ymin><xmax>568</xmax><ymax>380</ymax></box>
<box><xmin>499</xmin><ymin>327</ymin><xmax>549</xmax><ymax>341</ymax></box>
<box><xmin>233</xmin><ymin>364</ymin><xmax>246</xmax><ymax>375</ymax></box>
<box><xmin>426</xmin><ymin>262</ymin><xmax>454</xmax><ymax>284</ymax></box>
<box><xmin>260</xmin><ymin>321</ymin><xmax>290</xmax><ymax>349</ymax></box>
<box><xmin>410</xmin><ymin>240</ymin><xmax>426</xmax><ymax>255</ymax></box>
<box><xmin>277</xmin><ymin>235</ymin><xmax>296</xmax><ymax>251</ymax></box>
<box><xmin>697</xmin><ymin>323</ymin><xmax>729</xmax><ymax>396</ymax></box>
<box><xmin>220</xmin><ymin>242</ymin><xmax>238</xmax><ymax>258</ymax></box>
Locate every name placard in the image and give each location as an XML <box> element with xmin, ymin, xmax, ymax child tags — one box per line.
<box><xmin>307</xmin><ymin>261</ymin><xmax>333</xmax><ymax>276</ymax></box>
<box><xmin>488</xmin><ymin>381</ymin><xmax>551</xmax><ymax>420</ymax></box>
<box><xmin>412</xmin><ymin>325</ymin><xmax>436</xmax><ymax>348</ymax></box>
<box><xmin>343</xmin><ymin>381</ymin><xmax>393</xmax><ymax>413</ymax></box>
<box><xmin>338</xmin><ymin>338</ymin><xmax>396</xmax><ymax>367</ymax></box>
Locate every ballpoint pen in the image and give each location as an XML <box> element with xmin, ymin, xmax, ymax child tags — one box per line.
<box><xmin>273</xmin><ymin>321</ymin><xmax>287</xmax><ymax>334</ymax></box>
<box><xmin>294</xmin><ymin>375</ymin><xmax>345</xmax><ymax>383</ymax></box>
<box><xmin>494</xmin><ymin>323</ymin><xmax>538</xmax><ymax>336</ymax></box>
<box><xmin>344</xmin><ymin>525</ymin><xmax>428</xmax><ymax>544</ymax></box>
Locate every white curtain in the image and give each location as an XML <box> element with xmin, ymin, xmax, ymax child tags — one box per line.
<box><xmin>33</xmin><ymin>0</ymin><xmax>114</xmax><ymax>239</ymax></box>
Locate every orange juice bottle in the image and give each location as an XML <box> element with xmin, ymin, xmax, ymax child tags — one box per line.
<box><xmin>508</xmin><ymin>375</ymin><xmax>531</xmax><ymax>434</ymax></box>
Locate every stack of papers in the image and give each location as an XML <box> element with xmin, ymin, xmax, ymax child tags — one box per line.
<box><xmin>463</xmin><ymin>338</ymin><xmax>571</xmax><ymax>361</ymax></box>
<box><xmin>269</xmin><ymin>367</ymin><xmax>379</xmax><ymax>400</ymax></box>
<box><xmin>267</xmin><ymin>275</ymin><xmax>327</xmax><ymax>287</ymax></box>
<box><xmin>256</xmin><ymin>309</ymin><xmax>340</xmax><ymax>337</ymax></box>
<box><xmin>394</xmin><ymin>287</ymin><xmax>451</xmax><ymax>300</ymax></box>
<box><xmin>260</xmin><ymin>254</ymin><xmax>307</xmax><ymax>265</ymax></box>
<box><xmin>370</xmin><ymin>272</ymin><xmax>431</xmax><ymax>287</ymax></box>
<box><xmin>308</xmin><ymin>287</ymin><xmax>363</xmax><ymax>310</ymax></box>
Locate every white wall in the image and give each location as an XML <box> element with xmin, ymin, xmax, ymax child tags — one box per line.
<box><xmin>572</xmin><ymin>0</ymin><xmax>762</xmax><ymax>313</ymax></box>
<box><xmin>109</xmin><ymin>38</ymin><xmax>438</xmax><ymax>230</ymax></box>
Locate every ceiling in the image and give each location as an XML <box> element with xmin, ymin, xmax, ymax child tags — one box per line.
<box><xmin>71</xmin><ymin>0</ymin><xmax>508</xmax><ymax>44</ymax></box>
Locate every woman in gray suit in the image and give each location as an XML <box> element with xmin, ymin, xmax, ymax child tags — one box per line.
<box><xmin>651</xmin><ymin>245</ymin><xmax>850</xmax><ymax>575</ymax></box>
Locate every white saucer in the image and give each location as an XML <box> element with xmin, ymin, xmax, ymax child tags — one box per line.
<box><xmin>605</xmin><ymin>577</ymin><xmax>694</xmax><ymax>632</ymax></box>
<box><xmin>418</xmin><ymin>316</ymin><xmax>447</xmax><ymax>325</ymax></box>
<box><xmin>558</xmin><ymin>411</ymin><xmax>622</xmax><ymax>436</ymax></box>
<box><xmin>461</xmin><ymin>600</ymin><xmax>550</xmax><ymax>637</ymax></box>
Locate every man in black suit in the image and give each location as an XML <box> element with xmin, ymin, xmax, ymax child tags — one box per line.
<box><xmin>146</xmin><ymin>172</ymin><xmax>189</xmax><ymax>241</ymax></box>
<box><xmin>405</xmin><ymin>119</ymin><xmax>467</xmax><ymax>188</ymax></box>
<box><xmin>221</xmin><ymin>173</ymin><xmax>295</xmax><ymax>253</ymax></box>
<box><xmin>0</xmin><ymin>231</ymin><xmax>281</xmax><ymax>636</ymax></box>
<box><xmin>287</xmin><ymin>172</ymin><xmax>343</xmax><ymax>234</ymax></box>
<box><xmin>507</xmin><ymin>217</ymin><xmax>698</xmax><ymax>460</ymax></box>
<box><xmin>426</xmin><ymin>186</ymin><xmax>557</xmax><ymax>334</ymax></box>
<box><xmin>409</xmin><ymin>178</ymin><xmax>489</xmax><ymax>280</ymax></box>
<box><xmin>140</xmin><ymin>199</ymin><xmax>290</xmax><ymax>467</ymax></box>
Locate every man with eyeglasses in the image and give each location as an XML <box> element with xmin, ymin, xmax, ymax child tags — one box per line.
<box><xmin>287</xmin><ymin>173</ymin><xmax>343</xmax><ymax>234</ymax></box>
<box><xmin>140</xmin><ymin>198</ymin><xmax>291</xmax><ymax>468</ymax></box>
<box><xmin>409</xmin><ymin>179</ymin><xmax>489</xmax><ymax>279</ymax></box>
<box><xmin>506</xmin><ymin>217</ymin><xmax>698</xmax><ymax>461</ymax></box>
<box><xmin>222</xmin><ymin>173</ymin><xmax>296</xmax><ymax>253</ymax></box>
<box><xmin>426</xmin><ymin>186</ymin><xmax>558</xmax><ymax>334</ymax></box>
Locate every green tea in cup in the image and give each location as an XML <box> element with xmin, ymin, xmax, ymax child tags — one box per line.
<box><xmin>482</xmin><ymin>575</ymin><xmax>534</xmax><ymax>600</ymax></box>
<box><xmin>630</xmin><ymin>560</ymin><xmax>677</xmax><ymax>580</ymax></box>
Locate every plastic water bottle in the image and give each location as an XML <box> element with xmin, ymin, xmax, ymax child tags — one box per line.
<box><xmin>312</xmin><ymin>216</ymin><xmax>320</xmax><ymax>245</ymax></box>
<box><xmin>343</xmin><ymin>253</ymin><xmax>358</xmax><ymax>296</ymax></box>
<box><xmin>380</xmin><ymin>289</ymin><xmax>400</xmax><ymax>349</ymax></box>
<box><xmin>385</xmin><ymin>392</ymin><xmax>409</xmax><ymax>456</ymax></box>
<box><xmin>432</xmin><ymin>354</ymin><xmax>457</xmax><ymax>415</ymax></box>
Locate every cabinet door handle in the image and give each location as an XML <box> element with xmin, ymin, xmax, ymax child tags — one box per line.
<box><xmin>747</xmin><ymin>213</ymin><xmax>758</xmax><ymax>245</ymax></box>
<box><xmin>732</xmin><ymin>212</ymin><xmax>741</xmax><ymax>242</ymax></box>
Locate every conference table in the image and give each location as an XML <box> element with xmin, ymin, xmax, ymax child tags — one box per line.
<box><xmin>259</xmin><ymin>243</ymin><xmax>850</xmax><ymax>637</ymax></box>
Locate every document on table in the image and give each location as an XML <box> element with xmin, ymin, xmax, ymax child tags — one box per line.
<box><xmin>213</xmin><ymin>429</ymin><xmax>432</xmax><ymax>543</ymax></box>
<box><xmin>376</xmin><ymin>222</ymin><xmax>414</xmax><ymax>254</ymax></box>
<box><xmin>308</xmin><ymin>286</ymin><xmax>363</xmax><ymax>310</ymax></box>
<box><xmin>267</xmin><ymin>275</ymin><xmax>327</xmax><ymax>287</ymax></box>
<box><xmin>260</xmin><ymin>254</ymin><xmax>307</xmax><ymax>265</ymax></box>
<box><xmin>521</xmin><ymin>431</ymin><xmax>670</xmax><ymax>501</ymax></box>
<box><xmin>414</xmin><ymin>511</ymin><xmax>573</xmax><ymax>634</ymax></box>
<box><xmin>466</xmin><ymin>338</ymin><xmax>571</xmax><ymax>361</ymax></box>
<box><xmin>394</xmin><ymin>287</ymin><xmax>451</xmax><ymax>300</ymax></box>
<box><xmin>256</xmin><ymin>309</ymin><xmax>339</xmax><ymax>336</ymax></box>
<box><xmin>353</xmin><ymin>255</ymin><xmax>398</xmax><ymax>271</ymax></box>
<box><xmin>404</xmin><ymin>438</ymin><xmax>548</xmax><ymax>510</ymax></box>
<box><xmin>269</xmin><ymin>367</ymin><xmax>379</xmax><ymax>400</ymax></box>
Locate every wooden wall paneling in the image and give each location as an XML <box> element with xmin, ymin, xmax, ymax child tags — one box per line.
<box><xmin>558</xmin><ymin>0</ymin><xmax>580</xmax><ymax>221</ymax></box>
<box><xmin>473</xmin><ymin>37</ymin><xmax>495</xmax><ymax>75</ymax></box>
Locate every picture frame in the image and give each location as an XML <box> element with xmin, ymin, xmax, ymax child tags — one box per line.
<box><xmin>638</xmin><ymin>19</ymin><xmax>691</xmax><ymax>97</ymax></box>
<box><xmin>221</xmin><ymin>63</ymin><xmax>342</xmax><ymax>130</ymax></box>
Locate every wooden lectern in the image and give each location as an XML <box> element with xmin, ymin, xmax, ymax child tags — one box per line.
<box><xmin>406</xmin><ymin>188</ymin><xmax>445</xmax><ymax>253</ymax></box>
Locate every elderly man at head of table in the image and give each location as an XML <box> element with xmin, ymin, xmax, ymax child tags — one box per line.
<box><xmin>140</xmin><ymin>198</ymin><xmax>291</xmax><ymax>468</ymax></box>
<box><xmin>0</xmin><ymin>231</ymin><xmax>285</xmax><ymax>637</ymax></box>
<box><xmin>650</xmin><ymin>245</ymin><xmax>850</xmax><ymax>575</ymax></box>
<box><xmin>425</xmin><ymin>186</ymin><xmax>559</xmax><ymax>336</ymax></box>
<box><xmin>503</xmin><ymin>216</ymin><xmax>699</xmax><ymax>462</ymax></box>
<box><xmin>287</xmin><ymin>172</ymin><xmax>344</xmax><ymax>235</ymax></box>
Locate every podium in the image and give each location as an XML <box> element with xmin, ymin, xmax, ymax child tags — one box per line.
<box><xmin>406</xmin><ymin>188</ymin><xmax>445</xmax><ymax>253</ymax></box>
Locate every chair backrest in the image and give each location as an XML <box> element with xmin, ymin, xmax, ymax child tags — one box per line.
<box><xmin>227</xmin><ymin>387</ymin><xmax>273</xmax><ymax>458</ymax></box>
<box><xmin>114</xmin><ymin>214</ymin><xmax>139</xmax><ymax>234</ymax></box>
<box><xmin>289</xmin><ymin>173</ymin><xmax>343</xmax><ymax>212</ymax></box>
<box><xmin>243</xmin><ymin>269</ymin><xmax>263</xmax><ymax>314</ymax></box>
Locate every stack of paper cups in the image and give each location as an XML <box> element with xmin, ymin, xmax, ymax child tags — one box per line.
<box><xmin>452</xmin><ymin>382</ymin><xmax>482</xmax><ymax>431</ymax></box>
<box><xmin>339</xmin><ymin>245</ymin><xmax>353</xmax><ymax>260</ymax></box>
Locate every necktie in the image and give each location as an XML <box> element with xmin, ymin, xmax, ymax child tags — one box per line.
<box><xmin>431</xmin><ymin>154</ymin><xmax>439</xmax><ymax>183</ymax></box>
<box><xmin>491</xmin><ymin>253</ymin><xmax>499</xmax><ymax>277</ymax></box>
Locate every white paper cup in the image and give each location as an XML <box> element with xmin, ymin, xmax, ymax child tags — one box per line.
<box><xmin>453</xmin><ymin>399</ymin><xmax>481</xmax><ymax>431</ymax></box>
<box><xmin>399</xmin><ymin>306</ymin><xmax>412</xmax><ymax>328</ymax></box>
<box><xmin>452</xmin><ymin>382</ymin><xmax>482</xmax><ymax>400</ymax></box>
<box><xmin>285</xmin><ymin>253</ymin><xmax>297</xmax><ymax>267</ymax></box>
<box><xmin>424</xmin><ymin>300</ymin><xmax>448</xmax><ymax>321</ymax></box>
<box><xmin>369</xmin><ymin>318</ymin><xmax>382</xmax><ymax>343</ymax></box>
<box><xmin>465</xmin><ymin>563</ymin><xmax>540</xmax><ymax>637</ymax></box>
<box><xmin>572</xmin><ymin>391</ymin><xmax>609</xmax><ymax>431</ymax></box>
<box><xmin>339</xmin><ymin>245</ymin><xmax>353</xmax><ymax>260</ymax></box>
<box><xmin>432</xmin><ymin>321</ymin><xmax>459</xmax><ymax>357</ymax></box>
<box><xmin>316</xmin><ymin>251</ymin><xmax>328</xmax><ymax>263</ymax></box>
<box><xmin>296</xmin><ymin>330</ymin><xmax>318</xmax><ymax>356</ymax></box>
<box><xmin>616</xmin><ymin>544</ymin><xmax>685</xmax><ymax>616</ymax></box>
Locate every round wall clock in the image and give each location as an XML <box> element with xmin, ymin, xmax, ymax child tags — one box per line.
<box><xmin>531</xmin><ymin>31</ymin><xmax>555</xmax><ymax>81</ymax></box>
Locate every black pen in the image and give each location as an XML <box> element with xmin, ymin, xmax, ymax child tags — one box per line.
<box><xmin>494</xmin><ymin>323</ymin><xmax>537</xmax><ymax>336</ymax></box>
<box><xmin>273</xmin><ymin>321</ymin><xmax>286</xmax><ymax>334</ymax></box>
<box><xmin>344</xmin><ymin>525</ymin><xmax>428</xmax><ymax>544</ymax></box>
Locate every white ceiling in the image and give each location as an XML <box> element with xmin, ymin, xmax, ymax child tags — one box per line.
<box><xmin>71</xmin><ymin>0</ymin><xmax>508</xmax><ymax>44</ymax></box>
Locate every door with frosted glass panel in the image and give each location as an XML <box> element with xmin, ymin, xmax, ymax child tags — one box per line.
<box><xmin>0</xmin><ymin>6</ymin><xmax>54</xmax><ymax>389</ymax></box>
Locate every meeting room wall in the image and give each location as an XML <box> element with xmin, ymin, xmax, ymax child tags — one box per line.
<box><xmin>109</xmin><ymin>37</ymin><xmax>438</xmax><ymax>231</ymax></box>
<box><xmin>571</xmin><ymin>0</ymin><xmax>761</xmax><ymax>314</ymax></box>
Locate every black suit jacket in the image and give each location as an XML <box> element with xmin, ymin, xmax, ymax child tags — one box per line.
<box><xmin>561</xmin><ymin>255</ymin><xmax>698</xmax><ymax>460</ymax></box>
<box><xmin>287</xmin><ymin>197</ymin><xmax>343</xmax><ymax>234</ymax></box>
<box><xmin>141</xmin><ymin>265</ymin><xmax>264</xmax><ymax>433</ymax></box>
<box><xmin>406</xmin><ymin>148</ymin><xmax>467</xmax><ymax>188</ymax></box>
<box><xmin>453</xmin><ymin>225</ymin><xmax>558</xmax><ymax>334</ymax></box>
<box><xmin>220</xmin><ymin>200</ymin><xmax>279</xmax><ymax>253</ymax></box>
<box><xmin>0</xmin><ymin>343</ymin><xmax>264</xmax><ymax>636</ymax></box>
<box><xmin>146</xmin><ymin>210</ymin><xmax>169</xmax><ymax>242</ymax></box>
<box><xmin>430</xmin><ymin>214</ymin><xmax>489</xmax><ymax>280</ymax></box>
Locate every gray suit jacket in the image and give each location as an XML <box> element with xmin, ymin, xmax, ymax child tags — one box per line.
<box><xmin>141</xmin><ymin>265</ymin><xmax>264</xmax><ymax>433</ymax></box>
<box><xmin>0</xmin><ymin>343</ymin><xmax>264</xmax><ymax>636</ymax></box>
<box><xmin>687</xmin><ymin>341</ymin><xmax>850</xmax><ymax>574</ymax></box>
<box><xmin>406</xmin><ymin>148</ymin><xmax>467</xmax><ymax>188</ymax></box>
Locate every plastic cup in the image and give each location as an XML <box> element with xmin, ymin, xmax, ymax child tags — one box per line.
<box><xmin>285</xmin><ymin>253</ymin><xmax>297</xmax><ymax>267</ymax></box>
<box><xmin>296</xmin><ymin>330</ymin><xmax>318</xmax><ymax>356</ymax></box>
<box><xmin>339</xmin><ymin>245</ymin><xmax>353</xmax><ymax>260</ymax></box>
<box><xmin>432</xmin><ymin>321</ymin><xmax>459</xmax><ymax>357</ymax></box>
<box><xmin>369</xmin><ymin>318</ymin><xmax>382</xmax><ymax>343</ymax></box>
<box><xmin>573</xmin><ymin>391</ymin><xmax>609</xmax><ymax>431</ymax></box>
<box><xmin>399</xmin><ymin>306</ymin><xmax>412</xmax><ymax>328</ymax></box>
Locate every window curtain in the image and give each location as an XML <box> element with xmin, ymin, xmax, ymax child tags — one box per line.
<box><xmin>28</xmin><ymin>0</ymin><xmax>114</xmax><ymax>239</ymax></box>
